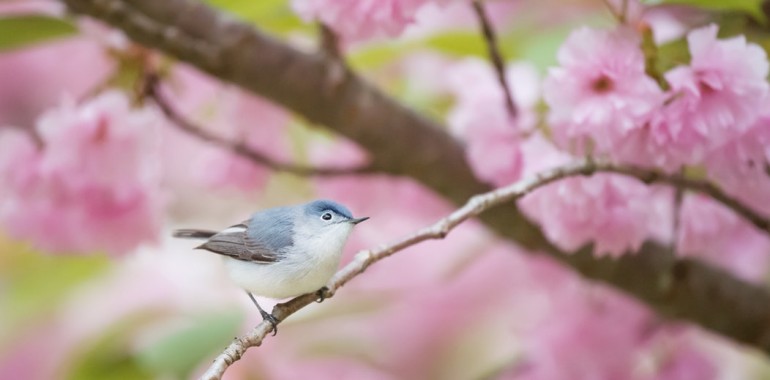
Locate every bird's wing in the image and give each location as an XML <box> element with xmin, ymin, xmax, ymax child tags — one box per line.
<box><xmin>173</xmin><ymin>229</ymin><xmax>218</xmax><ymax>239</ymax></box>
<box><xmin>196</xmin><ymin>223</ymin><xmax>280</xmax><ymax>263</ymax></box>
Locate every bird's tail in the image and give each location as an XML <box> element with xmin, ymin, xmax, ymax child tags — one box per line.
<box><xmin>172</xmin><ymin>229</ymin><xmax>218</xmax><ymax>239</ymax></box>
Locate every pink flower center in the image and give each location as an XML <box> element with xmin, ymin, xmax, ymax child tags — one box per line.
<box><xmin>697</xmin><ymin>80</ymin><xmax>716</xmax><ymax>95</ymax></box>
<box><xmin>592</xmin><ymin>75</ymin><xmax>614</xmax><ymax>93</ymax></box>
<box><xmin>92</xmin><ymin>116</ymin><xmax>110</xmax><ymax>143</ymax></box>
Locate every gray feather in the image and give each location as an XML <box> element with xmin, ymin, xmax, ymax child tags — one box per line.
<box><xmin>197</xmin><ymin>228</ymin><xmax>277</xmax><ymax>263</ymax></box>
<box><xmin>196</xmin><ymin>207</ymin><xmax>296</xmax><ymax>263</ymax></box>
<box><xmin>246</xmin><ymin>207</ymin><xmax>295</xmax><ymax>252</ymax></box>
<box><xmin>173</xmin><ymin>229</ymin><xmax>218</xmax><ymax>239</ymax></box>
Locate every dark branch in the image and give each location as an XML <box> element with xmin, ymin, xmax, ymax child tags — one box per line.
<box><xmin>144</xmin><ymin>73</ymin><xmax>372</xmax><ymax>177</ymax></box>
<box><xmin>601</xmin><ymin>0</ymin><xmax>629</xmax><ymax>23</ymax></box>
<box><xmin>471</xmin><ymin>0</ymin><xmax>517</xmax><ymax>120</ymax></box>
<box><xmin>594</xmin><ymin>164</ymin><xmax>770</xmax><ymax>233</ymax></box>
<box><xmin>319</xmin><ymin>23</ymin><xmax>342</xmax><ymax>60</ymax></box>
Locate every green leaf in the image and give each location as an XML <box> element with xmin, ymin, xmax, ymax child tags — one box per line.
<box><xmin>348</xmin><ymin>30</ymin><xmax>515</xmax><ymax>71</ymax></box>
<box><xmin>0</xmin><ymin>15</ymin><xmax>78</xmax><ymax>52</ymax></box>
<box><xmin>646</xmin><ymin>0</ymin><xmax>766</xmax><ymax>23</ymax></box>
<box><xmin>66</xmin><ymin>312</ymin><xmax>161</xmax><ymax>380</ymax></box>
<box><xmin>66</xmin><ymin>310</ymin><xmax>244</xmax><ymax>380</ymax></box>
<box><xmin>508</xmin><ymin>27</ymin><xmax>566</xmax><ymax>69</ymax></box>
<box><xmin>0</xmin><ymin>246</ymin><xmax>109</xmax><ymax>341</ymax></box>
<box><xmin>423</xmin><ymin>31</ymin><xmax>491</xmax><ymax>58</ymax></box>
<box><xmin>203</xmin><ymin>0</ymin><xmax>312</xmax><ymax>35</ymax></box>
<box><xmin>347</xmin><ymin>42</ymin><xmax>418</xmax><ymax>71</ymax></box>
<box><xmin>655</xmin><ymin>38</ymin><xmax>691</xmax><ymax>72</ymax></box>
<box><xmin>136</xmin><ymin>311</ymin><xmax>244</xmax><ymax>378</ymax></box>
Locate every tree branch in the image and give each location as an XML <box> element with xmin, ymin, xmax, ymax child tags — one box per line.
<box><xmin>144</xmin><ymin>73</ymin><xmax>372</xmax><ymax>176</ymax></box>
<box><xmin>602</xmin><ymin>0</ymin><xmax>629</xmax><ymax>23</ymax></box>
<box><xmin>594</xmin><ymin>164</ymin><xmax>770</xmax><ymax>233</ymax></box>
<box><xmin>319</xmin><ymin>23</ymin><xmax>342</xmax><ymax>60</ymax></box>
<box><xmin>60</xmin><ymin>0</ymin><xmax>770</xmax><ymax>363</ymax></box>
<box><xmin>471</xmin><ymin>0</ymin><xmax>518</xmax><ymax>120</ymax></box>
<box><xmin>201</xmin><ymin>158</ymin><xmax>770</xmax><ymax>379</ymax></box>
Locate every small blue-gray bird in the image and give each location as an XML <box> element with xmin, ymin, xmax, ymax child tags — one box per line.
<box><xmin>173</xmin><ymin>199</ymin><xmax>368</xmax><ymax>332</ymax></box>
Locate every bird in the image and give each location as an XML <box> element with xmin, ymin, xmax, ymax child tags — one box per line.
<box><xmin>173</xmin><ymin>199</ymin><xmax>368</xmax><ymax>333</ymax></box>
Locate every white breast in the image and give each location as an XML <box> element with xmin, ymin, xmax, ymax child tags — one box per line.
<box><xmin>223</xmin><ymin>222</ymin><xmax>353</xmax><ymax>299</ymax></box>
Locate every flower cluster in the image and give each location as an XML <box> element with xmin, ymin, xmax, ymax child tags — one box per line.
<box><xmin>291</xmin><ymin>0</ymin><xmax>436</xmax><ymax>42</ymax></box>
<box><xmin>0</xmin><ymin>92</ymin><xmax>163</xmax><ymax>255</ymax></box>
<box><xmin>449</xmin><ymin>22</ymin><xmax>770</xmax><ymax>261</ymax></box>
<box><xmin>545</xmin><ymin>24</ymin><xmax>769</xmax><ymax>171</ymax></box>
<box><xmin>447</xmin><ymin>58</ymin><xmax>541</xmax><ymax>186</ymax></box>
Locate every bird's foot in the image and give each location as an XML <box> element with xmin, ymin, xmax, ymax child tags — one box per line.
<box><xmin>259</xmin><ymin>310</ymin><xmax>279</xmax><ymax>336</ymax></box>
<box><xmin>315</xmin><ymin>286</ymin><xmax>330</xmax><ymax>303</ymax></box>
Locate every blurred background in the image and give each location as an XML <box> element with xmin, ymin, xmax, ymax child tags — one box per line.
<box><xmin>3</xmin><ymin>0</ymin><xmax>770</xmax><ymax>379</ymax></box>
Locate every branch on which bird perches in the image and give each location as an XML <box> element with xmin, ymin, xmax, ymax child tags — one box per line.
<box><xmin>143</xmin><ymin>73</ymin><xmax>373</xmax><ymax>177</ymax></box>
<box><xmin>200</xmin><ymin>159</ymin><xmax>770</xmax><ymax>380</ymax></box>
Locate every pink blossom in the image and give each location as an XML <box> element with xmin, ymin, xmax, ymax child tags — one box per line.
<box><xmin>291</xmin><ymin>0</ymin><xmax>433</xmax><ymax>42</ymax></box>
<box><xmin>0</xmin><ymin>1</ymin><xmax>63</xmax><ymax>14</ymax></box>
<box><xmin>639</xmin><ymin>5</ymin><xmax>711</xmax><ymax>45</ymax></box>
<box><xmin>365</xmin><ymin>244</ymin><xmax>524</xmax><ymax>378</ymax></box>
<box><xmin>602</xmin><ymin>24</ymin><xmax>769</xmax><ymax>172</ymax></box>
<box><xmin>544</xmin><ymin>26</ymin><xmax>663</xmax><ymax>153</ymax></box>
<box><xmin>519</xmin><ymin>173</ymin><xmax>671</xmax><ymax>257</ymax></box>
<box><xmin>0</xmin><ymin>91</ymin><xmax>163</xmax><ymax>255</ymax></box>
<box><xmin>404</xmin><ymin>0</ymin><xmax>521</xmax><ymax>40</ymax></box>
<box><xmin>447</xmin><ymin>58</ymin><xmax>540</xmax><ymax>186</ymax></box>
<box><xmin>663</xmin><ymin>25</ymin><xmax>769</xmax><ymax>148</ymax></box>
<box><xmin>0</xmin><ymin>37</ymin><xmax>113</xmax><ymax>127</ymax></box>
<box><xmin>514</xmin><ymin>283</ymin><xmax>719</xmax><ymax>380</ymax></box>
<box><xmin>650</xmin><ymin>334</ymin><xmax>718</xmax><ymax>380</ymax></box>
<box><xmin>705</xmin><ymin>114</ymin><xmax>770</xmax><ymax>215</ymax></box>
<box><xmin>677</xmin><ymin>194</ymin><xmax>770</xmax><ymax>282</ymax></box>
<box><xmin>515</xmin><ymin>135</ymin><xmax>674</xmax><ymax>257</ymax></box>
<box><xmin>610</xmin><ymin>113</ymin><xmax>706</xmax><ymax>172</ymax></box>
<box><xmin>0</xmin><ymin>323</ymin><xmax>66</xmax><ymax>380</ymax></box>
<box><xmin>518</xmin><ymin>133</ymin><xmax>572</xmax><ymax>178</ymax></box>
<box><xmin>399</xmin><ymin>52</ymin><xmax>455</xmax><ymax>97</ymax></box>
<box><xmin>195</xmin><ymin>93</ymin><xmax>290</xmax><ymax>192</ymax></box>
<box><xmin>601</xmin><ymin>1</ymin><xmax>710</xmax><ymax>45</ymax></box>
<box><xmin>515</xmin><ymin>287</ymin><xmax>654</xmax><ymax>380</ymax></box>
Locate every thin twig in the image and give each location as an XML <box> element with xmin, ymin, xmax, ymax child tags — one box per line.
<box><xmin>669</xmin><ymin>170</ymin><xmax>686</xmax><ymax>253</ymax></box>
<box><xmin>620</xmin><ymin>0</ymin><xmax>629</xmax><ymax>20</ymax></box>
<box><xmin>601</xmin><ymin>0</ymin><xmax>629</xmax><ymax>23</ymax></box>
<box><xmin>601</xmin><ymin>165</ymin><xmax>770</xmax><ymax>233</ymax></box>
<box><xmin>471</xmin><ymin>0</ymin><xmax>517</xmax><ymax>120</ymax></box>
<box><xmin>200</xmin><ymin>158</ymin><xmax>769</xmax><ymax>380</ymax></box>
<box><xmin>319</xmin><ymin>23</ymin><xmax>342</xmax><ymax>60</ymax></box>
<box><xmin>144</xmin><ymin>74</ymin><xmax>372</xmax><ymax>177</ymax></box>
<box><xmin>317</xmin><ymin>23</ymin><xmax>349</xmax><ymax>98</ymax></box>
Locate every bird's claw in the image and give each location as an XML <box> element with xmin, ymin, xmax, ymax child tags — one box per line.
<box><xmin>316</xmin><ymin>286</ymin><xmax>330</xmax><ymax>303</ymax></box>
<box><xmin>259</xmin><ymin>310</ymin><xmax>279</xmax><ymax>336</ymax></box>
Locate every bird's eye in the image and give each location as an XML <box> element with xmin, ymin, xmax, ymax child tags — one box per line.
<box><xmin>322</xmin><ymin>212</ymin><xmax>332</xmax><ymax>221</ymax></box>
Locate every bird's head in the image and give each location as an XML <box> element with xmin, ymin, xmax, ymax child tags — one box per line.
<box><xmin>303</xmin><ymin>200</ymin><xmax>369</xmax><ymax>228</ymax></box>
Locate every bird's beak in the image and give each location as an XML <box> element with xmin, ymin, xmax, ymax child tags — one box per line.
<box><xmin>349</xmin><ymin>217</ymin><xmax>370</xmax><ymax>225</ymax></box>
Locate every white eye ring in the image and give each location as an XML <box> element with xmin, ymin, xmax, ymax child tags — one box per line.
<box><xmin>322</xmin><ymin>212</ymin><xmax>332</xmax><ymax>221</ymax></box>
